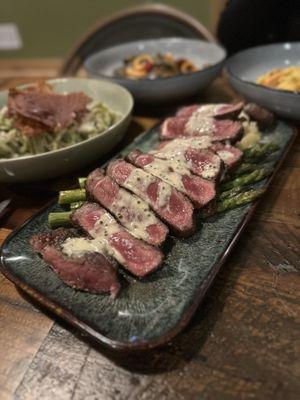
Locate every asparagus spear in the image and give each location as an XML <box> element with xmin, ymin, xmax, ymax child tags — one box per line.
<box><xmin>219</xmin><ymin>186</ymin><xmax>246</xmax><ymax>200</ymax></box>
<box><xmin>220</xmin><ymin>167</ymin><xmax>272</xmax><ymax>191</ymax></box>
<box><xmin>58</xmin><ymin>189</ymin><xmax>86</xmax><ymax>205</ymax></box>
<box><xmin>217</xmin><ymin>188</ymin><xmax>265</xmax><ymax>213</ymax></box>
<box><xmin>244</xmin><ymin>142</ymin><xmax>279</xmax><ymax>162</ymax></box>
<box><xmin>70</xmin><ymin>201</ymin><xmax>84</xmax><ymax>210</ymax></box>
<box><xmin>78</xmin><ymin>177</ymin><xmax>86</xmax><ymax>189</ymax></box>
<box><xmin>48</xmin><ymin>212</ymin><xmax>72</xmax><ymax>229</ymax></box>
<box><xmin>233</xmin><ymin>162</ymin><xmax>260</xmax><ymax>176</ymax></box>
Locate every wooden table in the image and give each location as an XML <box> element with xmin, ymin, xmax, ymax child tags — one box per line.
<box><xmin>0</xmin><ymin>61</ymin><xmax>299</xmax><ymax>400</ymax></box>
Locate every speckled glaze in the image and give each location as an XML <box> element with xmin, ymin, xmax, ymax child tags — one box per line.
<box><xmin>0</xmin><ymin>121</ymin><xmax>296</xmax><ymax>350</ymax></box>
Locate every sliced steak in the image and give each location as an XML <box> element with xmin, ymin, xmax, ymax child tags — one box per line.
<box><xmin>209</xmin><ymin>143</ymin><xmax>243</xmax><ymax>170</ymax></box>
<box><xmin>153</xmin><ymin>137</ymin><xmax>222</xmax><ymax>181</ymax></box>
<box><xmin>106</xmin><ymin>159</ymin><xmax>195</xmax><ymax>236</ymax></box>
<box><xmin>160</xmin><ymin>116</ymin><xmax>243</xmax><ymax>143</ymax></box>
<box><xmin>176</xmin><ymin>102</ymin><xmax>244</xmax><ymax>119</ymax></box>
<box><xmin>71</xmin><ymin>203</ymin><xmax>163</xmax><ymax>277</ymax></box>
<box><xmin>30</xmin><ymin>228</ymin><xmax>120</xmax><ymax>297</ymax></box>
<box><xmin>243</xmin><ymin>103</ymin><xmax>275</xmax><ymax>129</ymax></box>
<box><xmin>85</xmin><ymin>169</ymin><xmax>168</xmax><ymax>246</ymax></box>
<box><xmin>156</xmin><ymin>135</ymin><xmax>212</xmax><ymax>152</ymax></box>
<box><xmin>128</xmin><ymin>150</ymin><xmax>216</xmax><ymax>209</ymax></box>
<box><xmin>156</xmin><ymin>136</ymin><xmax>243</xmax><ymax>170</ymax></box>
<box><xmin>161</xmin><ymin>117</ymin><xmax>187</xmax><ymax>139</ymax></box>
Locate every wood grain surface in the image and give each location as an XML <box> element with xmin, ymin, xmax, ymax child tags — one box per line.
<box><xmin>0</xmin><ymin>61</ymin><xmax>299</xmax><ymax>400</ymax></box>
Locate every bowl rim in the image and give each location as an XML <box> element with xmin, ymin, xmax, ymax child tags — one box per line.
<box><xmin>225</xmin><ymin>42</ymin><xmax>300</xmax><ymax>97</ymax></box>
<box><xmin>0</xmin><ymin>77</ymin><xmax>134</xmax><ymax>165</ymax></box>
<box><xmin>84</xmin><ymin>36</ymin><xmax>227</xmax><ymax>84</ymax></box>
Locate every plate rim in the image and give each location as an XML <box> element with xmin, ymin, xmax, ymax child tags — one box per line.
<box><xmin>0</xmin><ymin>123</ymin><xmax>297</xmax><ymax>351</ymax></box>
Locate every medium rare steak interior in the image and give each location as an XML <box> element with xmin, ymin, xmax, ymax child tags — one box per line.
<box><xmin>160</xmin><ymin>116</ymin><xmax>243</xmax><ymax>142</ymax></box>
<box><xmin>71</xmin><ymin>202</ymin><xmax>163</xmax><ymax>277</ymax></box>
<box><xmin>153</xmin><ymin>136</ymin><xmax>223</xmax><ymax>180</ymax></box>
<box><xmin>30</xmin><ymin>228</ymin><xmax>120</xmax><ymax>297</ymax></box>
<box><xmin>107</xmin><ymin>159</ymin><xmax>195</xmax><ymax>236</ymax></box>
<box><xmin>176</xmin><ymin>102</ymin><xmax>244</xmax><ymax>119</ymax></box>
<box><xmin>86</xmin><ymin>168</ymin><xmax>168</xmax><ymax>246</ymax></box>
<box><xmin>127</xmin><ymin>150</ymin><xmax>216</xmax><ymax>208</ymax></box>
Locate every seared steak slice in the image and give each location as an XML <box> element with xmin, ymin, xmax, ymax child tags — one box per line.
<box><xmin>153</xmin><ymin>137</ymin><xmax>222</xmax><ymax>181</ymax></box>
<box><xmin>157</xmin><ymin>137</ymin><xmax>243</xmax><ymax>171</ymax></box>
<box><xmin>176</xmin><ymin>102</ymin><xmax>244</xmax><ymax>119</ymax></box>
<box><xmin>243</xmin><ymin>103</ymin><xmax>275</xmax><ymax>129</ymax></box>
<box><xmin>30</xmin><ymin>228</ymin><xmax>120</xmax><ymax>297</ymax></box>
<box><xmin>71</xmin><ymin>203</ymin><xmax>163</xmax><ymax>277</ymax></box>
<box><xmin>127</xmin><ymin>150</ymin><xmax>216</xmax><ymax>209</ymax></box>
<box><xmin>160</xmin><ymin>116</ymin><xmax>243</xmax><ymax>142</ymax></box>
<box><xmin>106</xmin><ymin>159</ymin><xmax>195</xmax><ymax>236</ymax></box>
<box><xmin>85</xmin><ymin>169</ymin><xmax>168</xmax><ymax>246</ymax></box>
<box><xmin>209</xmin><ymin>143</ymin><xmax>243</xmax><ymax>170</ymax></box>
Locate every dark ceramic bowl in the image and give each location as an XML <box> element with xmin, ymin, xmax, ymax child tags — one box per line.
<box><xmin>84</xmin><ymin>37</ymin><xmax>226</xmax><ymax>104</ymax></box>
<box><xmin>226</xmin><ymin>42</ymin><xmax>300</xmax><ymax>120</ymax></box>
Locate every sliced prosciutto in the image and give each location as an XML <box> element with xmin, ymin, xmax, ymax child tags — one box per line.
<box><xmin>8</xmin><ymin>82</ymin><xmax>91</xmax><ymax>137</ymax></box>
<box><xmin>71</xmin><ymin>203</ymin><xmax>163</xmax><ymax>277</ymax></box>
<box><xmin>106</xmin><ymin>159</ymin><xmax>195</xmax><ymax>236</ymax></box>
<box><xmin>176</xmin><ymin>102</ymin><xmax>244</xmax><ymax>119</ymax></box>
<box><xmin>160</xmin><ymin>116</ymin><xmax>243</xmax><ymax>142</ymax></box>
<box><xmin>30</xmin><ymin>228</ymin><xmax>120</xmax><ymax>297</ymax></box>
<box><xmin>127</xmin><ymin>150</ymin><xmax>216</xmax><ymax>209</ymax></box>
<box><xmin>85</xmin><ymin>168</ymin><xmax>168</xmax><ymax>246</ymax></box>
<box><xmin>153</xmin><ymin>136</ymin><xmax>222</xmax><ymax>181</ymax></box>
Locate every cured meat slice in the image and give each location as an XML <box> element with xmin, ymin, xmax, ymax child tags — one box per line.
<box><xmin>8</xmin><ymin>82</ymin><xmax>91</xmax><ymax>136</ymax></box>
<box><xmin>176</xmin><ymin>102</ymin><xmax>244</xmax><ymax>119</ymax></box>
<box><xmin>127</xmin><ymin>150</ymin><xmax>216</xmax><ymax>208</ymax></box>
<box><xmin>106</xmin><ymin>159</ymin><xmax>195</xmax><ymax>236</ymax></box>
<box><xmin>71</xmin><ymin>203</ymin><xmax>163</xmax><ymax>277</ymax></box>
<box><xmin>30</xmin><ymin>228</ymin><xmax>120</xmax><ymax>297</ymax></box>
<box><xmin>160</xmin><ymin>116</ymin><xmax>243</xmax><ymax>142</ymax></box>
<box><xmin>85</xmin><ymin>168</ymin><xmax>168</xmax><ymax>246</ymax></box>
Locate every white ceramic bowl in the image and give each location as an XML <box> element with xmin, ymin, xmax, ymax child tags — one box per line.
<box><xmin>0</xmin><ymin>78</ymin><xmax>133</xmax><ymax>183</ymax></box>
<box><xmin>84</xmin><ymin>37</ymin><xmax>226</xmax><ymax>104</ymax></box>
<box><xmin>226</xmin><ymin>42</ymin><xmax>300</xmax><ymax>120</ymax></box>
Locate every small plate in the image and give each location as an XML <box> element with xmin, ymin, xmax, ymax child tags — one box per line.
<box><xmin>84</xmin><ymin>37</ymin><xmax>226</xmax><ymax>104</ymax></box>
<box><xmin>0</xmin><ymin>78</ymin><xmax>133</xmax><ymax>183</ymax></box>
<box><xmin>0</xmin><ymin>120</ymin><xmax>296</xmax><ymax>350</ymax></box>
<box><xmin>226</xmin><ymin>42</ymin><xmax>300</xmax><ymax>120</ymax></box>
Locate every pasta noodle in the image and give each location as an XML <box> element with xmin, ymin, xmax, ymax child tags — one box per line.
<box><xmin>0</xmin><ymin>102</ymin><xmax>120</xmax><ymax>159</ymax></box>
<box><xmin>257</xmin><ymin>66</ymin><xmax>300</xmax><ymax>92</ymax></box>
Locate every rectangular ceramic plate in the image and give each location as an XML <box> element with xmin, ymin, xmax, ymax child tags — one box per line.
<box><xmin>0</xmin><ymin>121</ymin><xmax>296</xmax><ymax>350</ymax></box>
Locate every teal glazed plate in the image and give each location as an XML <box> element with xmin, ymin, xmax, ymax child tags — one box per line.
<box><xmin>0</xmin><ymin>121</ymin><xmax>297</xmax><ymax>350</ymax></box>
